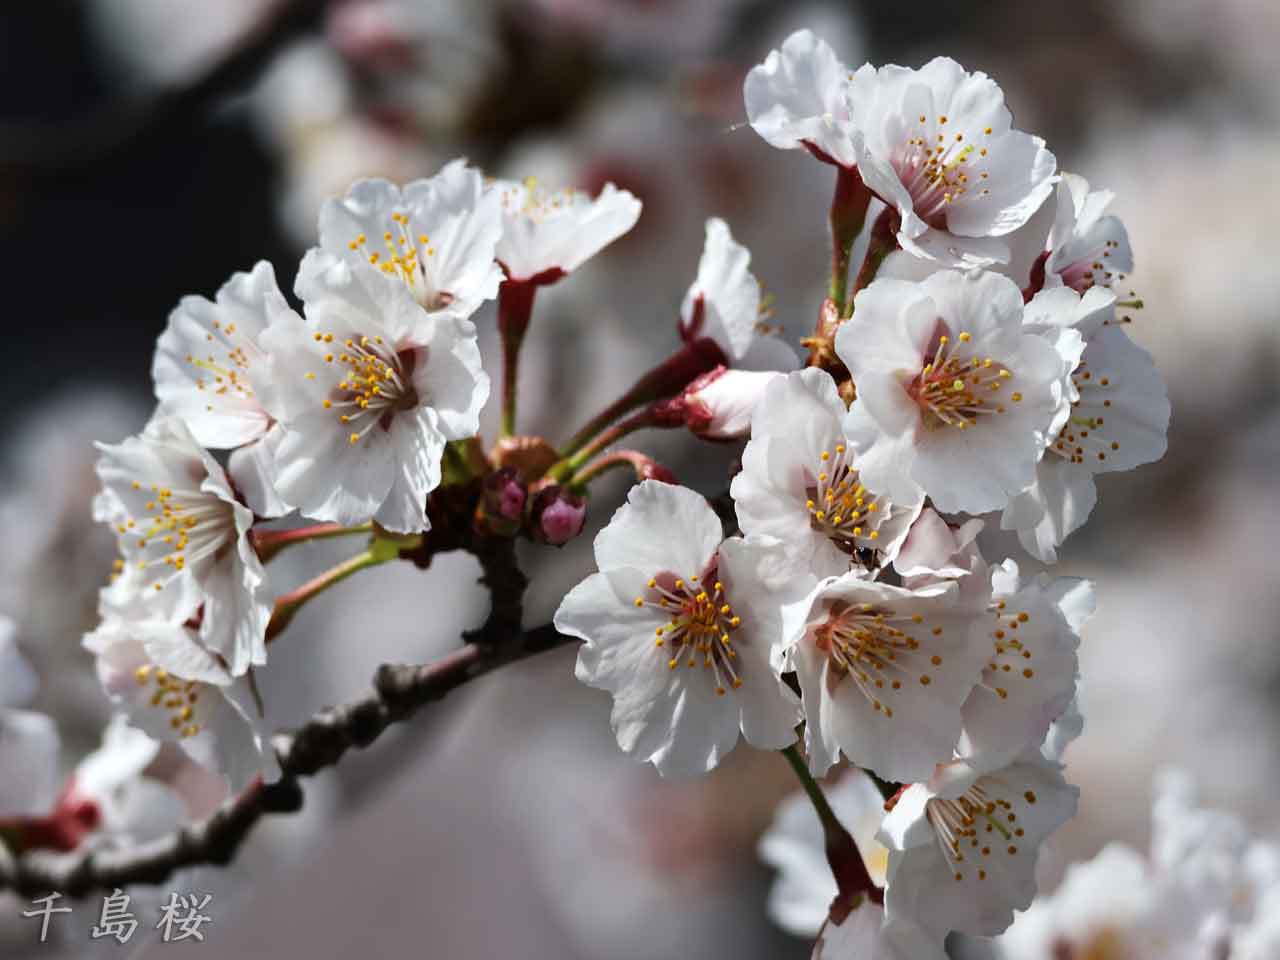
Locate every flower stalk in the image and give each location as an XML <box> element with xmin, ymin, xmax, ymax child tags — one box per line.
<box><xmin>264</xmin><ymin>533</ymin><xmax>421</xmax><ymax>643</ymax></box>
<box><xmin>554</xmin><ymin>337</ymin><xmax>726</xmax><ymax>469</ymax></box>
<box><xmin>829</xmin><ymin>167</ymin><xmax>872</xmax><ymax>314</ymax></box>
<box><xmin>253</xmin><ymin>523</ymin><xmax>373</xmax><ymax>564</ymax></box>
<box><xmin>497</xmin><ymin>279</ymin><xmax>540</xmax><ymax>437</ymax></box>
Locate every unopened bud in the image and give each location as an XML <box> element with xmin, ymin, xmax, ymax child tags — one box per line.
<box><xmin>682</xmin><ymin>368</ymin><xmax>782</xmax><ymax>439</ymax></box>
<box><xmin>530</xmin><ymin>485</ymin><xmax>587</xmax><ymax>546</ymax></box>
<box><xmin>480</xmin><ymin>467</ymin><xmax>527</xmax><ymax>536</ymax></box>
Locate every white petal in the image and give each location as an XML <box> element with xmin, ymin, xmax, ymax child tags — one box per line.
<box><xmin>592</xmin><ymin>480</ymin><xmax>723</xmax><ymax>578</ymax></box>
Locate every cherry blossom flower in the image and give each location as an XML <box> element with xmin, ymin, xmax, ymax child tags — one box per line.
<box><xmin>84</xmin><ymin>576</ymin><xmax>280</xmax><ymax>793</ymax></box>
<box><xmin>94</xmin><ymin>415</ymin><xmax>269</xmax><ymax>677</ymax></box>
<box><xmin>260</xmin><ymin>250</ymin><xmax>488</xmax><ymax>533</ymax></box>
<box><xmin>554</xmin><ymin>480</ymin><xmax>801</xmax><ymax>777</ymax></box>
<box><xmin>732</xmin><ymin>368</ymin><xmax>922</xmax><ymax>579</ymax></box>
<box><xmin>879</xmin><ymin>746</ymin><xmax>1079</xmax><ymax>940</ymax></box>
<box><xmin>838</xmin><ymin>270</ymin><xmax>1083</xmax><ymax>515</ymax></box>
<box><xmin>493</xmin><ymin>176</ymin><xmax>641</xmax><ymax>283</ymax></box>
<box><xmin>810</xmin><ymin>904</ymin><xmax>945</xmax><ymax>960</ymax></box>
<box><xmin>959</xmin><ymin>560</ymin><xmax>1092</xmax><ymax>773</ymax></box>
<box><xmin>317</xmin><ymin>160</ymin><xmax>504</xmax><ymax>318</ymax></box>
<box><xmin>781</xmin><ymin>572</ymin><xmax>991</xmax><ymax>782</ymax></box>
<box><xmin>1027</xmin><ymin>173</ymin><xmax>1135</xmax><ymax>296</ymax></box>
<box><xmin>678</xmin><ymin>217</ymin><xmax>799</xmax><ymax>370</ymax></box>
<box><xmin>847</xmin><ymin>58</ymin><xmax>1057</xmax><ymax>268</ymax></box>
<box><xmin>152</xmin><ymin>260</ymin><xmax>292</xmax><ymax>517</ymax></box>
<box><xmin>744</xmin><ymin>29</ymin><xmax>860</xmax><ymax>169</ymax></box>
<box><xmin>1000</xmin><ymin>285</ymin><xmax>1169</xmax><ymax>561</ymax></box>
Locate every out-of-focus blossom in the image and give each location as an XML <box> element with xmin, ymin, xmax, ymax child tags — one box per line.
<box><xmin>732</xmin><ymin>368</ymin><xmax>922</xmax><ymax>579</ymax></box>
<box><xmin>997</xmin><ymin>772</ymin><xmax>1280</xmax><ymax>959</ymax></box>
<box><xmin>521</xmin><ymin>0</ymin><xmax>746</xmax><ymax>64</ymax></box>
<box><xmin>262</xmin><ymin>252</ymin><xmax>488</xmax><ymax>533</ymax></box>
<box><xmin>782</xmin><ymin>573</ymin><xmax>991</xmax><ymax>782</ymax></box>
<box><xmin>759</xmin><ymin>767</ymin><xmax>945</xmax><ymax>959</ymax></box>
<box><xmin>555</xmin><ymin>481</ymin><xmax>801</xmax><ymax>776</ymax></box>
<box><xmin>839</xmin><ymin>270</ymin><xmax>1081</xmax><ymax>515</ymax></box>
<box><xmin>94</xmin><ymin>416</ymin><xmax>269</xmax><ymax>676</ymax></box>
<box><xmin>760</xmin><ymin>769</ymin><xmax>891</xmax><ymax>937</ymax></box>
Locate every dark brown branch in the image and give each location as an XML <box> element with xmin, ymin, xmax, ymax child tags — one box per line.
<box><xmin>0</xmin><ymin>623</ymin><xmax>575</xmax><ymax>898</ymax></box>
<box><xmin>0</xmin><ymin>0</ymin><xmax>328</xmax><ymax>184</ymax></box>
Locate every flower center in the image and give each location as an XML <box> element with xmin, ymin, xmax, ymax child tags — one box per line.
<box><xmin>182</xmin><ymin>320</ymin><xmax>257</xmax><ymax>402</ymax></box>
<box><xmin>1056</xmin><ymin>238</ymin><xmax>1125</xmax><ymax>294</ymax></box>
<box><xmin>981</xmin><ymin>600</ymin><xmax>1036</xmax><ymax>699</ymax></box>
<box><xmin>348</xmin><ymin>212</ymin><xmax>453</xmax><ymax>310</ymax></box>
<box><xmin>813</xmin><ymin>601</ymin><xmax>946</xmax><ymax>716</ymax></box>
<box><xmin>115</xmin><ymin>485</ymin><xmax>236</xmax><ymax>590</ymax></box>
<box><xmin>635</xmin><ymin>570</ymin><xmax>743</xmax><ymax>696</ymax></box>
<box><xmin>312</xmin><ymin>332</ymin><xmax>419</xmax><ymax>445</ymax></box>
<box><xmin>804</xmin><ymin>443</ymin><xmax>885</xmax><ymax>560</ymax></box>
<box><xmin>926</xmin><ymin>780</ymin><xmax>1034</xmax><ymax>883</ymax></box>
<box><xmin>907</xmin><ymin>328</ymin><xmax>1018</xmax><ymax>430</ymax></box>
<box><xmin>132</xmin><ymin>664</ymin><xmax>206</xmax><ymax>739</ymax></box>
<box><xmin>1049</xmin><ymin>359</ymin><xmax>1120</xmax><ymax>465</ymax></box>
<box><xmin>892</xmin><ymin>115</ymin><xmax>995</xmax><ymax>226</ymax></box>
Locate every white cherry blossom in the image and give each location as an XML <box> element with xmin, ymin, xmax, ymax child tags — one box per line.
<box><xmin>959</xmin><ymin>560</ymin><xmax>1092</xmax><ymax>773</ymax></box>
<box><xmin>847</xmin><ymin>57</ymin><xmax>1057</xmax><ymax>268</ymax></box>
<box><xmin>678</xmin><ymin>217</ymin><xmax>798</xmax><ymax>370</ymax></box>
<box><xmin>732</xmin><ymin>368</ymin><xmax>922</xmax><ymax>579</ymax></box>
<box><xmin>554</xmin><ymin>480</ymin><xmax>802</xmax><ymax>777</ymax></box>
<box><xmin>782</xmin><ymin>572</ymin><xmax>992</xmax><ymax>782</ymax></box>
<box><xmin>260</xmin><ymin>250</ymin><xmax>488</xmax><ymax>533</ymax></box>
<box><xmin>880</xmin><ymin>748</ymin><xmax>1079</xmax><ymax>940</ymax></box>
<box><xmin>317</xmin><ymin>159</ymin><xmax>504</xmax><ymax>318</ymax></box>
<box><xmin>1035</xmin><ymin>173</ymin><xmax>1134</xmax><ymax>295</ymax></box>
<box><xmin>152</xmin><ymin>260</ymin><xmax>292</xmax><ymax>517</ymax></box>
<box><xmin>84</xmin><ymin>576</ymin><xmax>280</xmax><ymax>793</ymax></box>
<box><xmin>494</xmin><ymin>177</ymin><xmax>641</xmax><ymax>282</ymax></box>
<box><xmin>1002</xmin><ymin>285</ymin><xmax>1169</xmax><ymax>561</ymax></box>
<box><xmin>838</xmin><ymin>270</ymin><xmax>1082</xmax><ymax>515</ymax></box>
<box><xmin>744</xmin><ymin>28</ymin><xmax>860</xmax><ymax>169</ymax></box>
<box><xmin>94</xmin><ymin>415</ymin><xmax>269</xmax><ymax>677</ymax></box>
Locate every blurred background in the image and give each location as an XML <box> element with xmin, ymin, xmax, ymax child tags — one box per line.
<box><xmin>1</xmin><ymin>0</ymin><xmax>1277</xmax><ymax>956</ymax></box>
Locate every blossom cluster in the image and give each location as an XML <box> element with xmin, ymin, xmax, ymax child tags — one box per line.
<box><xmin>556</xmin><ymin>29</ymin><xmax>1169</xmax><ymax>958</ymax></box>
<box><xmin>81</xmin><ymin>159</ymin><xmax>648</xmax><ymax>793</ymax></box>
<box><xmin>3</xmin><ymin>22</ymin><xmax>1177</xmax><ymax>959</ymax></box>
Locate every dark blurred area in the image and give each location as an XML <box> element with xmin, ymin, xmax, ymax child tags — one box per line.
<box><xmin>1</xmin><ymin>1</ymin><xmax>1278</xmax><ymax>957</ymax></box>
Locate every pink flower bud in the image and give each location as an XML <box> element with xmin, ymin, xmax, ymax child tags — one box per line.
<box><xmin>531</xmin><ymin>486</ymin><xmax>587</xmax><ymax>546</ymax></box>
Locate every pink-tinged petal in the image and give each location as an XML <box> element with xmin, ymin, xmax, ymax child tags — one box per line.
<box><xmin>592</xmin><ymin>481</ymin><xmax>723</xmax><ymax>577</ymax></box>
